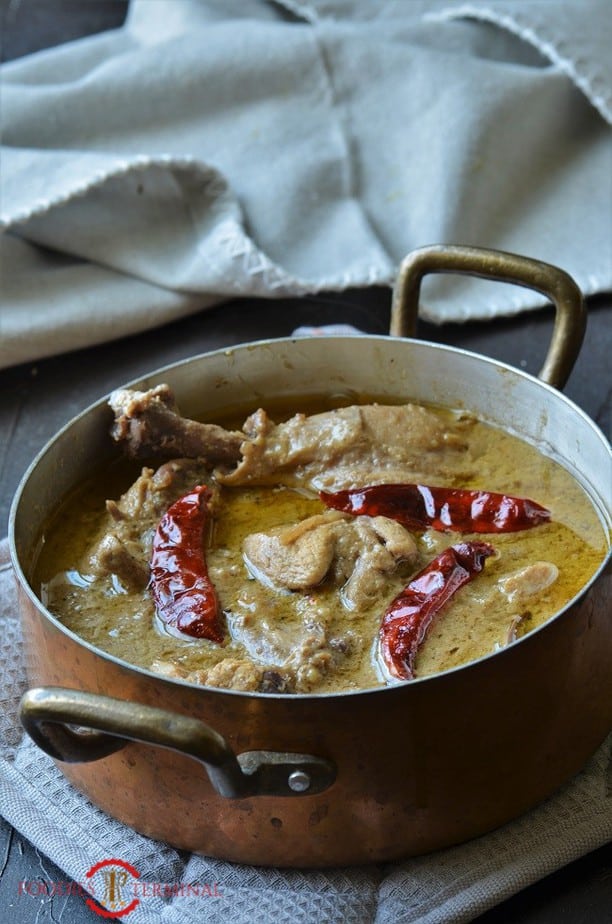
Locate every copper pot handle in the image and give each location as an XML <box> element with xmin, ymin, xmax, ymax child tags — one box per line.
<box><xmin>389</xmin><ymin>245</ymin><xmax>585</xmax><ymax>389</ymax></box>
<box><xmin>20</xmin><ymin>687</ymin><xmax>336</xmax><ymax>798</ymax></box>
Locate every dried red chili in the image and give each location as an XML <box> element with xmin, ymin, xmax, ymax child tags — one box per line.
<box><xmin>379</xmin><ymin>541</ymin><xmax>495</xmax><ymax>681</ymax></box>
<box><xmin>320</xmin><ymin>483</ymin><xmax>550</xmax><ymax>533</ymax></box>
<box><xmin>150</xmin><ymin>485</ymin><xmax>224</xmax><ymax>641</ymax></box>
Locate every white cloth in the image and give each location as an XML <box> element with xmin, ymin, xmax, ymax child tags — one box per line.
<box><xmin>1</xmin><ymin>0</ymin><xmax>611</xmax><ymax>368</ymax></box>
<box><xmin>1</xmin><ymin>537</ymin><xmax>611</xmax><ymax>923</ymax></box>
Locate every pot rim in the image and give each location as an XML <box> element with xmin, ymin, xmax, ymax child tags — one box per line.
<box><xmin>9</xmin><ymin>333</ymin><xmax>612</xmax><ymax>701</ymax></box>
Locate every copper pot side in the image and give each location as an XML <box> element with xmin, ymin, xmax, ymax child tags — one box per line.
<box><xmin>17</xmin><ymin>565</ymin><xmax>611</xmax><ymax>867</ymax></box>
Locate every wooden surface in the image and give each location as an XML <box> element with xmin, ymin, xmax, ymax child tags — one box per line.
<box><xmin>1</xmin><ymin>2</ymin><xmax>611</xmax><ymax>921</ymax></box>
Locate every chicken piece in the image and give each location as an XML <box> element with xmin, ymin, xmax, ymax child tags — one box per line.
<box><xmin>220</xmin><ymin>403</ymin><xmax>471</xmax><ymax>489</ymax></box>
<box><xmin>150</xmin><ymin>660</ymin><xmax>192</xmax><ymax>681</ymax></box>
<box><xmin>291</xmin><ymin>635</ymin><xmax>337</xmax><ymax>692</ymax></box>
<box><xmin>88</xmin><ymin>459</ymin><xmax>211</xmax><ymax>584</ymax></box>
<box><xmin>243</xmin><ymin>511</ymin><xmax>345</xmax><ymax>590</ymax></box>
<box><xmin>340</xmin><ymin>518</ymin><xmax>419</xmax><ymax>611</ymax></box>
<box><xmin>109</xmin><ymin>385</ymin><xmax>243</xmax><ymax>466</ymax></box>
<box><xmin>229</xmin><ymin>608</ymin><xmax>354</xmax><ymax>693</ymax></box>
<box><xmin>203</xmin><ymin>658</ymin><xmax>264</xmax><ymax>692</ymax></box>
<box><xmin>150</xmin><ymin>657</ymin><xmax>265</xmax><ymax>692</ymax></box>
<box><xmin>231</xmin><ymin>606</ymin><xmax>322</xmax><ymax>667</ymax></box>
<box><xmin>110</xmin><ymin>386</ymin><xmax>472</xmax><ymax>489</ymax></box>
<box><xmin>89</xmin><ymin>533</ymin><xmax>150</xmax><ymax>591</ymax></box>
<box><xmin>499</xmin><ymin>561</ymin><xmax>559</xmax><ymax>603</ymax></box>
<box><xmin>496</xmin><ymin>561</ymin><xmax>560</xmax><ymax>645</ymax></box>
<box><xmin>243</xmin><ymin>511</ymin><xmax>418</xmax><ymax>610</ymax></box>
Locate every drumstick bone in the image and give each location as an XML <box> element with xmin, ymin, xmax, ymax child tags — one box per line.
<box><xmin>109</xmin><ymin>384</ymin><xmax>243</xmax><ymax>465</ymax></box>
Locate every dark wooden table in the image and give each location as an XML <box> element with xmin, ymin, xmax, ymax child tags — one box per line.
<box><xmin>1</xmin><ymin>3</ymin><xmax>610</xmax><ymax>921</ymax></box>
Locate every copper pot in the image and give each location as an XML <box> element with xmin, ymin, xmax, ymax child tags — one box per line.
<box><xmin>10</xmin><ymin>246</ymin><xmax>611</xmax><ymax>867</ymax></box>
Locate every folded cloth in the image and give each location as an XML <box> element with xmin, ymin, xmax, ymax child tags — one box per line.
<box><xmin>1</xmin><ymin>0</ymin><xmax>611</xmax><ymax>367</ymax></box>
<box><xmin>1</xmin><ymin>536</ymin><xmax>611</xmax><ymax>923</ymax></box>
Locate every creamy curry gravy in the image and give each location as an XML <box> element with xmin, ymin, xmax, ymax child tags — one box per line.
<box><xmin>35</xmin><ymin>398</ymin><xmax>608</xmax><ymax>694</ymax></box>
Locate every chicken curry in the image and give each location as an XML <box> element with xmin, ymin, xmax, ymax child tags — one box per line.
<box><xmin>34</xmin><ymin>385</ymin><xmax>608</xmax><ymax>694</ymax></box>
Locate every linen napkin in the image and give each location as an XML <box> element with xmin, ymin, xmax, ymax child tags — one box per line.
<box><xmin>1</xmin><ymin>537</ymin><xmax>611</xmax><ymax>923</ymax></box>
<box><xmin>2</xmin><ymin>0</ymin><xmax>611</xmax><ymax>369</ymax></box>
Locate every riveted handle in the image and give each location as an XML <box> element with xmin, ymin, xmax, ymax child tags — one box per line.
<box><xmin>390</xmin><ymin>245</ymin><xmax>585</xmax><ymax>389</ymax></box>
<box><xmin>20</xmin><ymin>687</ymin><xmax>336</xmax><ymax>798</ymax></box>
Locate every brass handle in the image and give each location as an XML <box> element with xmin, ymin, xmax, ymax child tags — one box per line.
<box><xmin>20</xmin><ymin>687</ymin><xmax>336</xmax><ymax>799</ymax></box>
<box><xmin>390</xmin><ymin>245</ymin><xmax>585</xmax><ymax>389</ymax></box>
